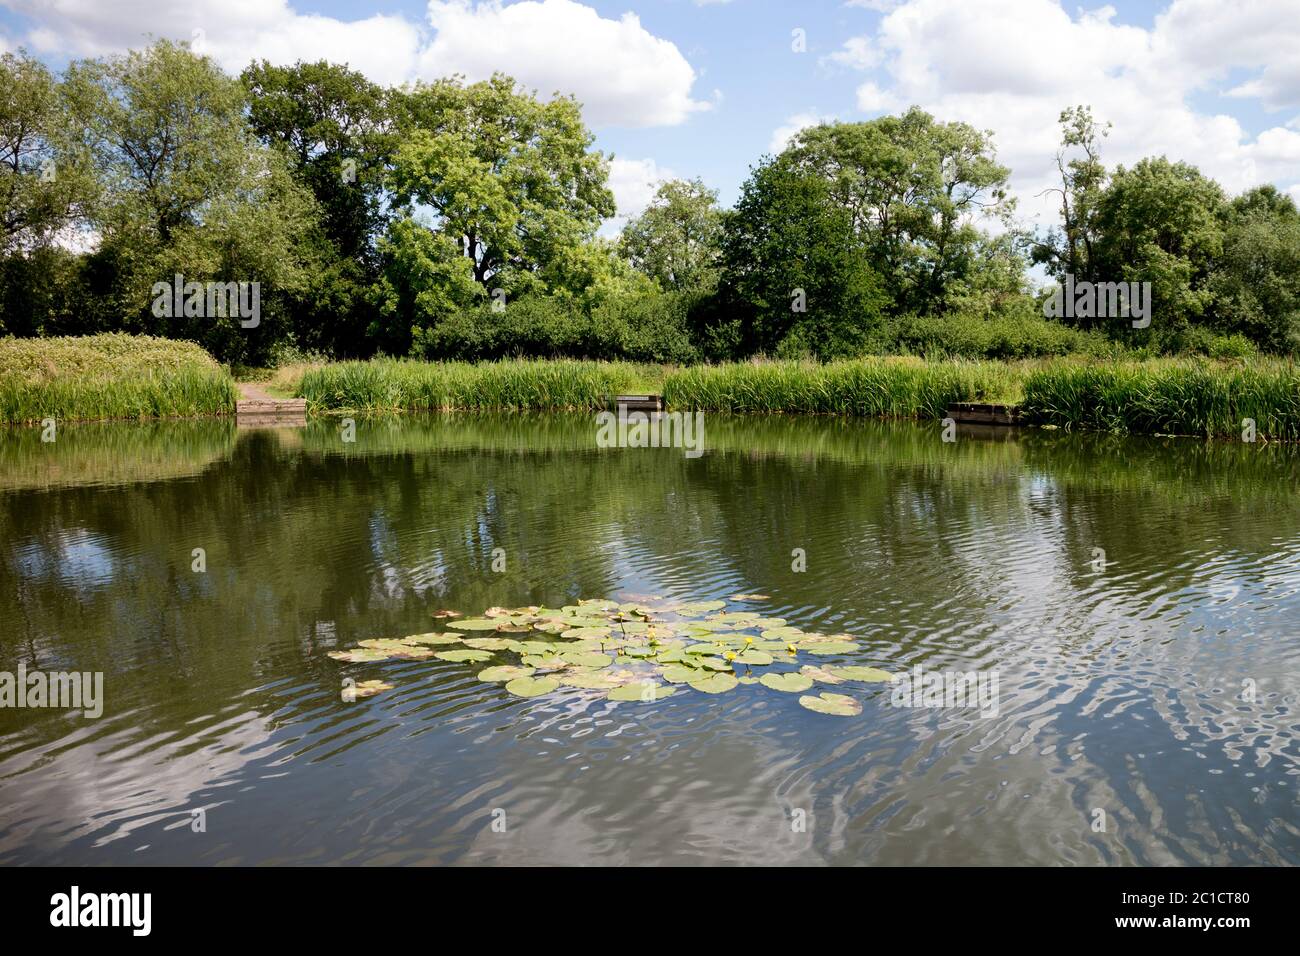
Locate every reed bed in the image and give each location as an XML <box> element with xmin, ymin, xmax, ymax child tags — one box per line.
<box><xmin>661</xmin><ymin>358</ymin><xmax>1022</xmax><ymax>418</ymax></box>
<box><xmin>1020</xmin><ymin>359</ymin><xmax>1300</xmax><ymax>439</ymax></box>
<box><xmin>0</xmin><ymin>334</ymin><xmax>238</xmax><ymax>424</ymax></box>
<box><xmin>298</xmin><ymin>358</ymin><xmax>666</xmax><ymax>411</ymax></box>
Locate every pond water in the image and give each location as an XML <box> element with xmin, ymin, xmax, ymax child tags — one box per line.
<box><xmin>1</xmin><ymin>413</ymin><xmax>1297</xmax><ymax>865</ymax></box>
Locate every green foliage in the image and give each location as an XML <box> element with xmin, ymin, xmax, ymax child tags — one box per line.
<box><xmin>1021</xmin><ymin>359</ymin><xmax>1300</xmax><ymax>439</ymax></box>
<box><xmin>0</xmin><ymin>333</ymin><xmax>236</xmax><ymax>423</ymax></box>
<box><xmin>298</xmin><ymin>358</ymin><xmax>661</xmax><ymax>412</ymax></box>
<box><xmin>785</xmin><ymin>108</ymin><xmax>1014</xmax><ymax>315</ymax></box>
<box><xmin>241</xmin><ymin>59</ymin><xmax>396</xmax><ymax>357</ymax></box>
<box><xmin>720</xmin><ymin>158</ymin><xmax>888</xmax><ymax>358</ymax></box>
<box><xmin>662</xmin><ymin>358</ymin><xmax>1019</xmax><ymax>417</ymax></box>
<box><xmin>885</xmin><ymin>312</ymin><xmax>1121</xmax><ymax>360</ymax></box>
<box><xmin>620</xmin><ymin>178</ymin><xmax>722</xmax><ymax>293</ymax></box>
<box><xmin>60</xmin><ymin>40</ymin><xmax>318</xmax><ymax>365</ymax></box>
<box><xmin>0</xmin><ymin>50</ymin><xmax>93</xmax><ymax>256</ymax></box>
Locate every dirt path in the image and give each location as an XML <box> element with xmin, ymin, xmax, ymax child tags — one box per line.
<box><xmin>237</xmin><ymin>382</ymin><xmax>277</xmax><ymax>402</ymax></box>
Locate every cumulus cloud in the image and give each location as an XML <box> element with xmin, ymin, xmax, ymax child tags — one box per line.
<box><xmin>604</xmin><ymin>156</ymin><xmax>676</xmax><ymax>232</ymax></box>
<box><xmin>3</xmin><ymin>0</ymin><xmax>707</xmax><ymax>128</ymax></box>
<box><xmin>769</xmin><ymin>111</ymin><xmax>836</xmax><ymax>154</ymax></box>
<box><xmin>419</xmin><ymin>1</ymin><xmax>709</xmax><ymax>127</ymax></box>
<box><xmin>843</xmin><ymin>0</ymin><xmax>1300</xmax><ymax>224</ymax></box>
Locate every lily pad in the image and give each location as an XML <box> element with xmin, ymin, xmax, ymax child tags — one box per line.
<box><xmin>734</xmin><ymin>650</ymin><xmax>774</xmax><ymax>665</ymax></box>
<box><xmin>450</xmin><ymin>618</ymin><xmax>506</xmax><ymax>630</ymax></box>
<box><xmin>729</xmin><ymin>593</ymin><xmax>770</xmax><ymax>601</ymax></box>
<box><xmin>327</xmin><ymin>648</ymin><xmax>390</xmax><ymax>663</ymax></box>
<box><xmin>401</xmin><ymin>633</ymin><xmax>462</xmax><ymax>645</ymax></box>
<box><xmin>477</xmin><ymin>665</ymin><xmax>536</xmax><ymax>682</ymax></box>
<box><xmin>463</xmin><ymin>637</ymin><xmax>516</xmax><ymax>650</ymax></box>
<box><xmin>760</xmin><ymin>672</ymin><xmax>815</xmax><ymax>692</ymax></box>
<box><xmin>435</xmin><ymin>648</ymin><xmax>494</xmax><ymax>662</ymax></box>
<box><xmin>562</xmin><ymin>626</ymin><xmax>611</xmax><ymax>639</ymax></box>
<box><xmin>800</xmin><ymin>641</ymin><xmax>859</xmax><ymax>655</ymax></box>
<box><xmin>761</xmin><ymin>626</ymin><xmax>803</xmax><ymax>640</ymax></box>
<box><xmin>559</xmin><ymin>650</ymin><xmax>613</xmax><ymax>668</ymax></box>
<box><xmin>348</xmin><ymin>679</ymin><xmax>393</xmax><ymax>698</ymax></box>
<box><xmin>800</xmin><ymin>664</ymin><xmax>846</xmax><ymax>685</ymax></box>
<box><xmin>798</xmin><ymin>692</ymin><xmax>862</xmax><ymax>716</ymax></box>
<box><xmin>560</xmin><ymin>670</ymin><xmax>625</xmax><ymax>689</ymax></box>
<box><xmin>505</xmin><ymin>675</ymin><xmax>559</xmax><ymax>697</ymax></box>
<box><xmin>689</xmin><ymin>672</ymin><xmax>739</xmax><ymax>694</ymax></box>
<box><xmin>659</xmin><ymin>665</ymin><xmax>699</xmax><ymax>684</ymax></box>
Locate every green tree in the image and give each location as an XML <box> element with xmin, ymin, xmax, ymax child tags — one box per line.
<box><xmin>1089</xmin><ymin>157</ymin><xmax>1225</xmax><ymax>339</ymax></box>
<box><xmin>1207</xmin><ymin>185</ymin><xmax>1300</xmax><ymax>352</ymax></box>
<box><xmin>0</xmin><ymin>51</ymin><xmax>92</xmax><ymax>257</ymax></box>
<box><xmin>784</xmin><ymin>108</ymin><xmax>1013</xmax><ymax>315</ymax></box>
<box><xmin>242</xmin><ymin>60</ymin><xmax>395</xmax><ymax>356</ymax></box>
<box><xmin>620</xmin><ymin>178</ymin><xmax>722</xmax><ymax>293</ymax></box>
<box><xmin>62</xmin><ymin>40</ymin><xmax>318</xmax><ymax>364</ymax></box>
<box><xmin>1033</xmin><ymin>105</ymin><xmax>1111</xmax><ymax>284</ymax></box>
<box><xmin>719</xmin><ymin>158</ymin><xmax>887</xmax><ymax>358</ymax></box>
<box><xmin>379</xmin><ymin>73</ymin><xmax>615</xmax><ymax>351</ymax></box>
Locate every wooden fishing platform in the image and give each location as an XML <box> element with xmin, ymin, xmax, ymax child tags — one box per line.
<box><xmin>236</xmin><ymin>387</ymin><xmax>307</xmax><ymax>428</ymax></box>
<box><xmin>612</xmin><ymin>394</ymin><xmax>664</xmax><ymax>412</ymax></box>
<box><xmin>946</xmin><ymin>402</ymin><xmax>1021</xmax><ymax>426</ymax></box>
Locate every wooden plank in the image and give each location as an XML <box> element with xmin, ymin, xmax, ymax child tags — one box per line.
<box><xmin>613</xmin><ymin>394</ymin><xmax>663</xmax><ymax>411</ymax></box>
<box><xmin>946</xmin><ymin>402</ymin><xmax>1021</xmax><ymax>426</ymax></box>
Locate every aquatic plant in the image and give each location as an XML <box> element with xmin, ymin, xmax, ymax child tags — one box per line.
<box><xmin>1021</xmin><ymin>358</ymin><xmax>1300</xmax><ymax>439</ymax></box>
<box><xmin>326</xmin><ymin>597</ymin><xmax>896</xmax><ymax>716</ymax></box>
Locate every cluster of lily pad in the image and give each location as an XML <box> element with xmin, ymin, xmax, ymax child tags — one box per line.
<box><xmin>327</xmin><ymin>596</ymin><xmax>894</xmax><ymax>716</ymax></box>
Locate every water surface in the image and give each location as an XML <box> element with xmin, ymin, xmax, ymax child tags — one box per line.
<box><xmin>1</xmin><ymin>414</ymin><xmax>1297</xmax><ymax>865</ymax></box>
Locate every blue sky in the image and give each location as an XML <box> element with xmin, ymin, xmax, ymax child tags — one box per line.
<box><xmin>3</xmin><ymin>0</ymin><xmax>1298</xmax><ymax>231</ymax></box>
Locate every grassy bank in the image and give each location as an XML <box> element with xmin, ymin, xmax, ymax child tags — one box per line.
<box><xmin>7</xmin><ymin>335</ymin><xmax>1299</xmax><ymax>442</ymax></box>
<box><xmin>1021</xmin><ymin>359</ymin><xmax>1300</xmax><ymax>440</ymax></box>
<box><xmin>662</xmin><ymin>358</ymin><xmax>1021</xmax><ymax>417</ymax></box>
<box><xmin>298</xmin><ymin>358</ymin><xmax>666</xmax><ymax>411</ymax></box>
<box><xmin>0</xmin><ymin>334</ymin><xmax>238</xmax><ymax>424</ymax></box>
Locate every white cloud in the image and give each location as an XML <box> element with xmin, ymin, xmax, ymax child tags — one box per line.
<box><xmin>419</xmin><ymin>1</ymin><xmax>709</xmax><ymax>128</ymax></box>
<box><xmin>822</xmin><ymin>35</ymin><xmax>879</xmax><ymax>71</ymax></box>
<box><xmin>602</xmin><ymin>156</ymin><xmax>676</xmax><ymax>234</ymax></box>
<box><xmin>769</xmin><ymin>111</ymin><xmax>836</xmax><ymax>154</ymax></box>
<box><xmin>3</xmin><ymin>0</ymin><xmax>707</xmax><ymax>128</ymax></box>
<box><xmin>849</xmin><ymin>0</ymin><xmax>1300</xmax><ymax>225</ymax></box>
<box><xmin>854</xmin><ymin>82</ymin><xmax>898</xmax><ymax>113</ymax></box>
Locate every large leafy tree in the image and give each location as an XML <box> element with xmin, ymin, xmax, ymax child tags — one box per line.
<box><xmin>61</xmin><ymin>40</ymin><xmax>317</xmax><ymax>363</ymax></box>
<box><xmin>783</xmin><ymin>109</ymin><xmax>1013</xmax><ymax>315</ymax></box>
<box><xmin>1207</xmin><ymin>185</ymin><xmax>1300</xmax><ymax>352</ymax></box>
<box><xmin>620</xmin><ymin>178</ymin><xmax>722</xmax><ymax>293</ymax></box>
<box><xmin>377</xmin><ymin>74</ymin><xmax>615</xmax><ymax>353</ymax></box>
<box><xmin>1088</xmin><ymin>157</ymin><xmax>1225</xmax><ymax>338</ymax></box>
<box><xmin>0</xmin><ymin>50</ymin><xmax>95</xmax><ymax>336</ymax></box>
<box><xmin>242</xmin><ymin>60</ymin><xmax>395</xmax><ymax>356</ymax></box>
<box><xmin>0</xmin><ymin>51</ymin><xmax>92</xmax><ymax>255</ymax></box>
<box><xmin>1033</xmin><ymin>105</ymin><xmax>1111</xmax><ymax>284</ymax></box>
<box><xmin>719</xmin><ymin>158</ymin><xmax>887</xmax><ymax>359</ymax></box>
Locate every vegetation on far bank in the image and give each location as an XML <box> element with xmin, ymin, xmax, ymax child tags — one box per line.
<box><xmin>6</xmin><ymin>334</ymin><xmax>1300</xmax><ymax>441</ymax></box>
<box><xmin>3</xmin><ymin>42</ymin><xmax>1297</xmax><ymax>370</ymax></box>
<box><xmin>0</xmin><ymin>334</ymin><xmax>236</xmax><ymax>424</ymax></box>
